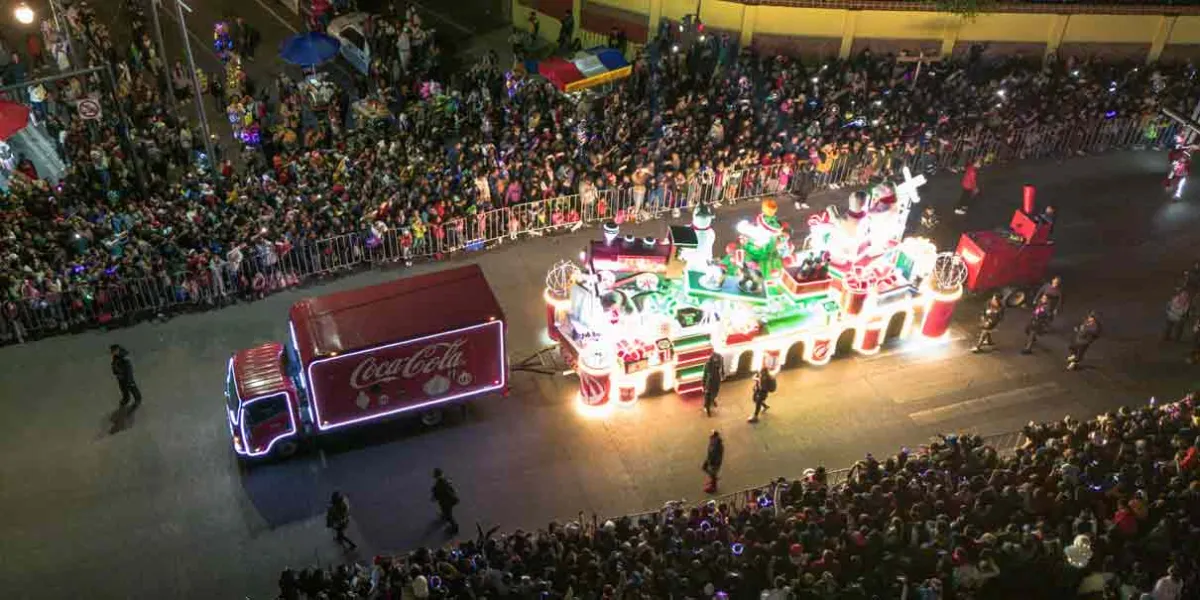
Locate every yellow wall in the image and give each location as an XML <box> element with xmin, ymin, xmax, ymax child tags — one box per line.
<box><xmin>1062</xmin><ymin>14</ymin><xmax>1162</xmax><ymax>44</ymax></box>
<box><xmin>587</xmin><ymin>0</ymin><xmax>649</xmax><ymax>13</ymax></box>
<box><xmin>754</xmin><ymin>7</ymin><xmax>844</xmax><ymax>38</ymax></box>
<box><xmin>957</xmin><ymin>14</ymin><xmax>1052</xmax><ymax>43</ymax></box>
<box><xmin>1170</xmin><ymin>16</ymin><xmax>1200</xmax><ymax>43</ymax></box>
<box><xmin>527</xmin><ymin>1</ymin><xmax>1200</xmax><ymax>61</ymax></box>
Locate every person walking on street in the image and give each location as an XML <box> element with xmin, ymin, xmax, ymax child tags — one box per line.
<box><xmin>325</xmin><ymin>491</ymin><xmax>357</xmax><ymax>550</ymax></box>
<box><xmin>1033</xmin><ymin>275</ymin><xmax>1064</xmax><ymax>323</ymax></box>
<box><xmin>701</xmin><ymin>352</ymin><xmax>724</xmax><ymax>417</ymax></box>
<box><xmin>747</xmin><ymin>365</ymin><xmax>775</xmax><ymax>423</ymax></box>
<box><xmin>431</xmin><ymin>468</ymin><xmax>460</xmax><ymax>534</ymax></box>
<box><xmin>1021</xmin><ymin>296</ymin><xmax>1054</xmax><ymax>354</ymax></box>
<box><xmin>1165</xmin><ymin>288</ymin><xmax>1192</xmax><ymax>342</ymax></box>
<box><xmin>702</xmin><ymin>430</ymin><xmax>724</xmax><ymax>493</ymax></box>
<box><xmin>110</xmin><ymin>344</ymin><xmax>142</xmax><ymax>411</ymax></box>
<box><xmin>1067</xmin><ymin>311</ymin><xmax>1103</xmax><ymax>371</ymax></box>
<box><xmin>954</xmin><ymin>159</ymin><xmax>980</xmax><ymax>215</ymax></box>
<box><xmin>973</xmin><ymin>293</ymin><xmax>1005</xmax><ymax>353</ymax></box>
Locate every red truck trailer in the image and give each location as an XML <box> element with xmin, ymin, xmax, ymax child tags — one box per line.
<box><xmin>955</xmin><ymin>185</ymin><xmax>1055</xmax><ymax>303</ymax></box>
<box><xmin>224</xmin><ymin>265</ymin><xmax>508</xmax><ymax>460</ymax></box>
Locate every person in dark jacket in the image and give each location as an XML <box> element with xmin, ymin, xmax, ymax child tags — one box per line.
<box><xmin>701</xmin><ymin>352</ymin><xmax>724</xmax><ymax>417</ymax></box>
<box><xmin>431</xmin><ymin>468</ymin><xmax>460</xmax><ymax>534</ymax></box>
<box><xmin>110</xmin><ymin>344</ymin><xmax>142</xmax><ymax>410</ymax></box>
<box><xmin>1034</xmin><ymin>276</ymin><xmax>1064</xmax><ymax>319</ymax></box>
<box><xmin>1021</xmin><ymin>295</ymin><xmax>1054</xmax><ymax>354</ymax></box>
<box><xmin>973</xmin><ymin>293</ymin><xmax>1005</xmax><ymax>352</ymax></box>
<box><xmin>1067</xmin><ymin>311</ymin><xmax>1103</xmax><ymax>370</ymax></box>
<box><xmin>702</xmin><ymin>430</ymin><xmax>724</xmax><ymax>493</ymax></box>
<box><xmin>747</xmin><ymin>365</ymin><xmax>774</xmax><ymax>423</ymax></box>
<box><xmin>792</xmin><ymin>162</ymin><xmax>815</xmax><ymax>210</ymax></box>
<box><xmin>325</xmin><ymin>491</ymin><xmax>356</xmax><ymax>550</ymax></box>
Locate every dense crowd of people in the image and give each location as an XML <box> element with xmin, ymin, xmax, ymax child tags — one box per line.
<box><xmin>0</xmin><ymin>5</ymin><xmax>1198</xmax><ymax>343</ymax></box>
<box><xmin>274</xmin><ymin>394</ymin><xmax>1200</xmax><ymax>599</ymax></box>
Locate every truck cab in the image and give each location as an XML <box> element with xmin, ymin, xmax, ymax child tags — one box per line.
<box><xmin>226</xmin><ymin>342</ymin><xmax>304</xmax><ymax>459</ymax></box>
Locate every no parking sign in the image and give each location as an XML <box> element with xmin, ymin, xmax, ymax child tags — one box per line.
<box><xmin>76</xmin><ymin>98</ymin><xmax>102</xmax><ymax>120</ymax></box>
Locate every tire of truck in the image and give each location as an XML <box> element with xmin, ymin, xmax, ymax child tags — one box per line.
<box><xmin>1001</xmin><ymin>287</ymin><xmax>1028</xmax><ymax>308</ymax></box>
<box><xmin>420</xmin><ymin>409</ymin><xmax>445</xmax><ymax>427</ymax></box>
<box><xmin>272</xmin><ymin>438</ymin><xmax>300</xmax><ymax>460</ymax></box>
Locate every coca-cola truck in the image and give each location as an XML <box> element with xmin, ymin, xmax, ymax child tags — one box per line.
<box><xmin>224</xmin><ymin>265</ymin><xmax>508</xmax><ymax>460</ymax></box>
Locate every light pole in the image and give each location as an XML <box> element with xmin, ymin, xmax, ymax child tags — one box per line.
<box><xmin>46</xmin><ymin>0</ymin><xmax>80</xmax><ymax>67</ymax></box>
<box><xmin>168</xmin><ymin>0</ymin><xmax>216</xmax><ymax>168</ymax></box>
<box><xmin>145</xmin><ymin>0</ymin><xmax>174</xmax><ymax>109</ymax></box>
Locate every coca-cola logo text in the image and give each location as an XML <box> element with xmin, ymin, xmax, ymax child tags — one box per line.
<box><xmin>350</xmin><ymin>339</ymin><xmax>468</xmax><ymax>390</ymax></box>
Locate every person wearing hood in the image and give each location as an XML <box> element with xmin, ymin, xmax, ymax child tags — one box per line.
<box><xmin>110</xmin><ymin>344</ymin><xmax>142</xmax><ymax>410</ymax></box>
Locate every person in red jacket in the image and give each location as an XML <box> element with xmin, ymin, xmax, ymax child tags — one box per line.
<box><xmin>1166</xmin><ymin>146</ymin><xmax>1191</xmax><ymax>199</ymax></box>
<box><xmin>954</xmin><ymin>159</ymin><xmax>981</xmax><ymax>215</ymax></box>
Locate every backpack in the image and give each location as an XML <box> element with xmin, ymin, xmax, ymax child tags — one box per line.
<box><xmin>765</xmin><ymin>373</ymin><xmax>777</xmax><ymax>393</ymax></box>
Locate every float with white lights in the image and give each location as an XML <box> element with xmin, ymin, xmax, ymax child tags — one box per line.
<box><xmin>545</xmin><ymin>168</ymin><xmax>968</xmax><ymax>408</ymax></box>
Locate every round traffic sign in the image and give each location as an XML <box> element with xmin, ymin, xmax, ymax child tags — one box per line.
<box><xmin>77</xmin><ymin>98</ymin><xmax>101</xmax><ymax>120</ymax></box>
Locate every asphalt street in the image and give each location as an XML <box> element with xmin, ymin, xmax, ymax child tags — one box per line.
<box><xmin>2</xmin><ymin>150</ymin><xmax>1199</xmax><ymax>598</ymax></box>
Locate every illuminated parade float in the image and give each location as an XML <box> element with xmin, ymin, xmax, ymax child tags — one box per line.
<box><xmin>544</xmin><ymin>169</ymin><xmax>968</xmax><ymax>407</ymax></box>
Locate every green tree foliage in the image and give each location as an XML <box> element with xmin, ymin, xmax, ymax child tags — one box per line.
<box><xmin>935</xmin><ymin>0</ymin><xmax>995</xmax><ymax>20</ymax></box>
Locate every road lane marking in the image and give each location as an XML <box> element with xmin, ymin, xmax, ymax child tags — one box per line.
<box><xmin>409</xmin><ymin>0</ymin><xmax>474</xmax><ymax>35</ymax></box>
<box><xmin>252</xmin><ymin>0</ymin><xmax>300</xmax><ymax>34</ymax></box>
<box><xmin>907</xmin><ymin>381</ymin><xmax>1064</xmax><ymax>426</ymax></box>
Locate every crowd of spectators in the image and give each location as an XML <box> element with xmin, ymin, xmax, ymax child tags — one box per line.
<box><xmin>274</xmin><ymin>394</ymin><xmax>1200</xmax><ymax>599</ymax></box>
<box><xmin>1</xmin><ymin>5</ymin><xmax>1199</xmax><ymax>343</ymax></box>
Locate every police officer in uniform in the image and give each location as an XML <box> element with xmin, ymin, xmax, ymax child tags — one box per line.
<box><xmin>973</xmin><ymin>293</ymin><xmax>1005</xmax><ymax>353</ymax></box>
<box><xmin>110</xmin><ymin>344</ymin><xmax>142</xmax><ymax>410</ymax></box>
<box><xmin>1067</xmin><ymin>312</ymin><xmax>1103</xmax><ymax>371</ymax></box>
<box><xmin>701</xmin><ymin>352</ymin><xmax>724</xmax><ymax>417</ymax></box>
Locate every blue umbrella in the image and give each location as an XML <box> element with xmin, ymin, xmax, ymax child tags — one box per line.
<box><xmin>279</xmin><ymin>31</ymin><xmax>341</xmax><ymax>67</ymax></box>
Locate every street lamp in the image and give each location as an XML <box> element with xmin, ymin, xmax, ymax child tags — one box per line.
<box><xmin>14</xmin><ymin>2</ymin><xmax>34</xmax><ymax>24</ymax></box>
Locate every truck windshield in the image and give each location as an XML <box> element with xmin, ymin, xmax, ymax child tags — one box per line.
<box><xmin>225</xmin><ymin>370</ymin><xmax>239</xmax><ymax>415</ymax></box>
<box><xmin>245</xmin><ymin>394</ymin><xmax>289</xmax><ymax>431</ymax></box>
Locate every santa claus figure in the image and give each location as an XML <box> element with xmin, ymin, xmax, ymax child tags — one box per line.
<box><xmin>836</xmin><ymin>191</ymin><xmax>871</xmax><ymax>260</ymax></box>
<box><xmin>867</xmin><ymin>182</ymin><xmax>903</xmax><ymax>247</ymax></box>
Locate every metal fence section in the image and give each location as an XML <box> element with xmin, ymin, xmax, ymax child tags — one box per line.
<box><xmin>0</xmin><ymin>114</ymin><xmax>1176</xmax><ymax>343</ymax></box>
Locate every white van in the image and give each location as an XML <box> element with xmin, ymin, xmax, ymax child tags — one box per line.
<box><xmin>327</xmin><ymin>12</ymin><xmax>371</xmax><ymax>75</ymax></box>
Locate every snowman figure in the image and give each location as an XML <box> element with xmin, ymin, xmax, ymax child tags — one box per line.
<box><xmin>681</xmin><ymin>202</ymin><xmax>717</xmax><ymax>272</ymax></box>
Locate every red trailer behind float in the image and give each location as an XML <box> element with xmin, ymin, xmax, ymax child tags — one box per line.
<box><xmin>955</xmin><ymin>185</ymin><xmax>1055</xmax><ymax>304</ymax></box>
<box><xmin>225</xmin><ymin>264</ymin><xmax>508</xmax><ymax>460</ymax></box>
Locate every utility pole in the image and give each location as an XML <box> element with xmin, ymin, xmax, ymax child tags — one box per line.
<box><xmin>172</xmin><ymin>0</ymin><xmax>216</xmax><ymax>168</ymax></box>
<box><xmin>47</xmin><ymin>0</ymin><xmax>80</xmax><ymax>68</ymax></box>
<box><xmin>147</xmin><ymin>0</ymin><xmax>175</xmax><ymax>109</ymax></box>
<box><xmin>103</xmin><ymin>63</ymin><xmax>149</xmax><ymax>196</ymax></box>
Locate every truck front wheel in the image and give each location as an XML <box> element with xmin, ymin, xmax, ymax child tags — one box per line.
<box><xmin>420</xmin><ymin>409</ymin><xmax>445</xmax><ymax>427</ymax></box>
<box><xmin>273</xmin><ymin>439</ymin><xmax>300</xmax><ymax>459</ymax></box>
<box><xmin>1002</xmin><ymin>287</ymin><xmax>1028</xmax><ymax>308</ymax></box>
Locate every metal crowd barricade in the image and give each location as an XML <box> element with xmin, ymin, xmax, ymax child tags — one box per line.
<box><xmin>2</xmin><ymin>114</ymin><xmax>1169</xmax><ymax>343</ymax></box>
